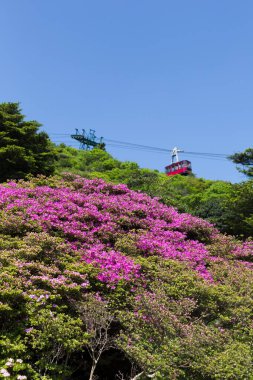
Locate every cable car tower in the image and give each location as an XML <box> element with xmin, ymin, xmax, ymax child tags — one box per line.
<box><xmin>165</xmin><ymin>147</ymin><xmax>192</xmax><ymax>176</ymax></box>
<box><xmin>171</xmin><ymin>147</ymin><xmax>183</xmax><ymax>163</ymax></box>
<box><xmin>71</xmin><ymin>129</ymin><xmax>104</xmax><ymax>150</ymax></box>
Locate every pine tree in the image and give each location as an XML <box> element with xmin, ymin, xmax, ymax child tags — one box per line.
<box><xmin>0</xmin><ymin>102</ymin><xmax>55</xmax><ymax>181</ymax></box>
<box><xmin>229</xmin><ymin>148</ymin><xmax>253</xmax><ymax>177</ymax></box>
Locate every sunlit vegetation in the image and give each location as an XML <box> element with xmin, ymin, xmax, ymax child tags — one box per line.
<box><xmin>0</xmin><ymin>175</ymin><xmax>253</xmax><ymax>379</ymax></box>
<box><xmin>1</xmin><ymin>103</ymin><xmax>253</xmax><ymax>379</ymax></box>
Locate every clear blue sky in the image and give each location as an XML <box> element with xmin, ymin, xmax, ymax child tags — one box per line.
<box><xmin>1</xmin><ymin>1</ymin><xmax>253</xmax><ymax>182</ymax></box>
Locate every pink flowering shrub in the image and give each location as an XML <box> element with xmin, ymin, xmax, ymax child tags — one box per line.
<box><xmin>0</xmin><ymin>177</ymin><xmax>229</xmax><ymax>284</ymax></box>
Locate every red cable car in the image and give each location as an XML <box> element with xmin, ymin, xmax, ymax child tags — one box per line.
<box><xmin>165</xmin><ymin>147</ymin><xmax>192</xmax><ymax>176</ymax></box>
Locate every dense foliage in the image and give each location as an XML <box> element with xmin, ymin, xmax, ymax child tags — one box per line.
<box><xmin>0</xmin><ymin>103</ymin><xmax>55</xmax><ymax>182</ymax></box>
<box><xmin>0</xmin><ymin>100</ymin><xmax>252</xmax><ymax>239</ymax></box>
<box><xmin>0</xmin><ymin>174</ymin><xmax>253</xmax><ymax>379</ymax></box>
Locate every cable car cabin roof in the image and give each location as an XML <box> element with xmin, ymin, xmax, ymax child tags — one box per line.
<box><xmin>165</xmin><ymin>160</ymin><xmax>191</xmax><ymax>170</ymax></box>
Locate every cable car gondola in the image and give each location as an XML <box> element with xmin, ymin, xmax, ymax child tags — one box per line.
<box><xmin>165</xmin><ymin>147</ymin><xmax>192</xmax><ymax>176</ymax></box>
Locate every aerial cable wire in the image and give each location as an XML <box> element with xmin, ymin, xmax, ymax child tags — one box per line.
<box><xmin>50</xmin><ymin>134</ymin><xmax>227</xmax><ymax>156</ymax></box>
<box><xmin>104</xmin><ymin>139</ymin><xmax>228</xmax><ymax>158</ymax></box>
<box><xmin>49</xmin><ymin>133</ymin><xmax>229</xmax><ymax>160</ymax></box>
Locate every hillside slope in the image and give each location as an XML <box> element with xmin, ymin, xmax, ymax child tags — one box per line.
<box><xmin>0</xmin><ymin>174</ymin><xmax>253</xmax><ymax>379</ymax></box>
<box><xmin>54</xmin><ymin>145</ymin><xmax>253</xmax><ymax>239</ymax></box>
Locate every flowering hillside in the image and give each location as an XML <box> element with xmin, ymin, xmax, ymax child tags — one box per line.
<box><xmin>0</xmin><ymin>175</ymin><xmax>253</xmax><ymax>379</ymax></box>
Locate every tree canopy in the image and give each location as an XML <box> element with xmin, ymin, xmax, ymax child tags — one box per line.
<box><xmin>0</xmin><ymin>102</ymin><xmax>55</xmax><ymax>182</ymax></box>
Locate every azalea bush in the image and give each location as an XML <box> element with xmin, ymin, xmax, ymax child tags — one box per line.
<box><xmin>0</xmin><ymin>174</ymin><xmax>252</xmax><ymax>379</ymax></box>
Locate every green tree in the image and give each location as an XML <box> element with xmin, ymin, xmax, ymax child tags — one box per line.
<box><xmin>229</xmin><ymin>148</ymin><xmax>253</xmax><ymax>177</ymax></box>
<box><xmin>221</xmin><ymin>180</ymin><xmax>253</xmax><ymax>238</ymax></box>
<box><xmin>0</xmin><ymin>102</ymin><xmax>55</xmax><ymax>182</ymax></box>
<box><xmin>184</xmin><ymin>181</ymin><xmax>233</xmax><ymax>232</ymax></box>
